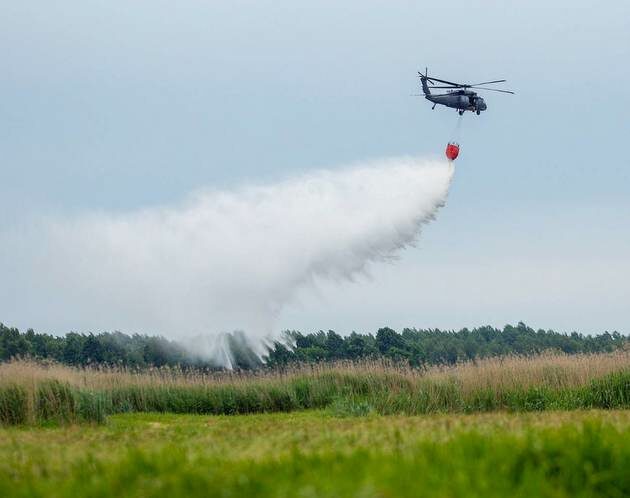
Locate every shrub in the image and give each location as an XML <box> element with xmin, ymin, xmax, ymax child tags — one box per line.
<box><xmin>0</xmin><ymin>384</ymin><xmax>28</xmax><ymax>425</ymax></box>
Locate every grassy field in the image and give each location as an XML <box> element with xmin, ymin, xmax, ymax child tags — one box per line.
<box><xmin>2</xmin><ymin>353</ymin><xmax>630</xmax><ymax>497</ymax></box>
<box><xmin>1</xmin><ymin>351</ymin><xmax>629</xmax><ymax>424</ymax></box>
<box><xmin>1</xmin><ymin>409</ymin><xmax>630</xmax><ymax>497</ymax></box>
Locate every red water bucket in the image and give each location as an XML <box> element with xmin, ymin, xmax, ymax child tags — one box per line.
<box><xmin>445</xmin><ymin>142</ymin><xmax>460</xmax><ymax>161</ymax></box>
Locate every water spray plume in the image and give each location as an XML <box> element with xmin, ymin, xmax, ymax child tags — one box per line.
<box><xmin>0</xmin><ymin>157</ymin><xmax>454</xmax><ymax>368</ymax></box>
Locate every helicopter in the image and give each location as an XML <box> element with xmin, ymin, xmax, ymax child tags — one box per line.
<box><xmin>416</xmin><ymin>68</ymin><xmax>514</xmax><ymax>115</ymax></box>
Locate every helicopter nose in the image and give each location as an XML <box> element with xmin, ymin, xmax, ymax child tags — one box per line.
<box><xmin>479</xmin><ymin>98</ymin><xmax>487</xmax><ymax>110</ymax></box>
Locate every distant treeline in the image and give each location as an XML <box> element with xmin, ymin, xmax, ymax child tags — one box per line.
<box><xmin>0</xmin><ymin>324</ymin><xmax>194</xmax><ymax>368</ymax></box>
<box><xmin>266</xmin><ymin>324</ymin><xmax>628</xmax><ymax>367</ymax></box>
<box><xmin>0</xmin><ymin>322</ymin><xmax>627</xmax><ymax>370</ymax></box>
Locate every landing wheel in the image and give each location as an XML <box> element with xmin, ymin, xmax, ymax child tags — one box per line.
<box><xmin>458</xmin><ymin>110</ymin><xmax>464</xmax><ymax>116</ymax></box>
<box><xmin>476</xmin><ymin>110</ymin><xmax>480</xmax><ymax>115</ymax></box>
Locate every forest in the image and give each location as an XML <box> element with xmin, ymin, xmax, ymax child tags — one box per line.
<box><xmin>1</xmin><ymin>321</ymin><xmax>626</xmax><ymax>369</ymax></box>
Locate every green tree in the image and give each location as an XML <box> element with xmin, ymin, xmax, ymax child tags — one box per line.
<box><xmin>82</xmin><ymin>334</ymin><xmax>104</xmax><ymax>364</ymax></box>
<box><xmin>62</xmin><ymin>333</ymin><xmax>85</xmax><ymax>365</ymax></box>
<box><xmin>325</xmin><ymin>330</ymin><xmax>344</xmax><ymax>359</ymax></box>
<box><xmin>376</xmin><ymin>327</ymin><xmax>405</xmax><ymax>354</ymax></box>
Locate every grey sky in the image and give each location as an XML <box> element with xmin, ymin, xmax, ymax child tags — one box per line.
<box><xmin>1</xmin><ymin>0</ymin><xmax>629</xmax><ymax>335</ymax></box>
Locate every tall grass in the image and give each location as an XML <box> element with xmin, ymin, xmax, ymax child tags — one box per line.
<box><xmin>1</xmin><ymin>351</ymin><xmax>629</xmax><ymax>425</ymax></box>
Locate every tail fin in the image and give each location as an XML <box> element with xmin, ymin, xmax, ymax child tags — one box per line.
<box><xmin>419</xmin><ymin>67</ymin><xmax>431</xmax><ymax>95</ymax></box>
<box><xmin>421</xmin><ymin>77</ymin><xmax>431</xmax><ymax>96</ymax></box>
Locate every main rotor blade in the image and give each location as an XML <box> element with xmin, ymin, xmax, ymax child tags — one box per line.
<box><xmin>472</xmin><ymin>87</ymin><xmax>515</xmax><ymax>94</ymax></box>
<box><xmin>426</xmin><ymin>86</ymin><xmax>460</xmax><ymax>89</ymax></box>
<box><xmin>421</xmin><ymin>75</ymin><xmax>463</xmax><ymax>86</ymax></box>
<box><xmin>469</xmin><ymin>79</ymin><xmax>506</xmax><ymax>86</ymax></box>
<box><xmin>417</xmin><ymin>72</ymin><xmax>512</xmax><ymax>92</ymax></box>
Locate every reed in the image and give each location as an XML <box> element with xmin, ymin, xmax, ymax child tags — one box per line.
<box><xmin>1</xmin><ymin>350</ymin><xmax>629</xmax><ymax>425</ymax></box>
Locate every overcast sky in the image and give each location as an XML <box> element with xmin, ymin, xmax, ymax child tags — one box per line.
<box><xmin>1</xmin><ymin>0</ymin><xmax>629</xmax><ymax>335</ymax></box>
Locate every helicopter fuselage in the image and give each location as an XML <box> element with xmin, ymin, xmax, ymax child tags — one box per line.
<box><xmin>426</xmin><ymin>89</ymin><xmax>487</xmax><ymax>115</ymax></box>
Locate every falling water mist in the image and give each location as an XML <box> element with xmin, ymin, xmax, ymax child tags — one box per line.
<box><xmin>0</xmin><ymin>157</ymin><xmax>454</xmax><ymax>368</ymax></box>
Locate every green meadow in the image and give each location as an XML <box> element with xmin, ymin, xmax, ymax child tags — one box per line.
<box><xmin>1</xmin><ymin>353</ymin><xmax>629</xmax><ymax>497</ymax></box>
<box><xmin>2</xmin><ymin>410</ymin><xmax>630</xmax><ymax>498</ymax></box>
